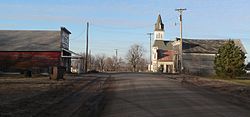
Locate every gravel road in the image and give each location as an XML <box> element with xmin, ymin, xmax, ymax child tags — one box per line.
<box><xmin>101</xmin><ymin>73</ymin><xmax>250</xmax><ymax>117</ymax></box>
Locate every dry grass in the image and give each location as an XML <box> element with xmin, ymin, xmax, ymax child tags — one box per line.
<box><xmin>209</xmin><ymin>75</ymin><xmax>250</xmax><ymax>86</ymax></box>
<box><xmin>230</xmin><ymin>79</ymin><xmax>250</xmax><ymax>86</ymax></box>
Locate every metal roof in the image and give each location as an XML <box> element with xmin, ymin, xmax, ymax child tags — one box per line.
<box><xmin>0</xmin><ymin>30</ymin><xmax>61</xmax><ymax>51</ymax></box>
<box><xmin>153</xmin><ymin>38</ymin><xmax>247</xmax><ymax>54</ymax></box>
<box><xmin>181</xmin><ymin>38</ymin><xmax>247</xmax><ymax>54</ymax></box>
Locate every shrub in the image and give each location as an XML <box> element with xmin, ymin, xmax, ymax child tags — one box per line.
<box><xmin>214</xmin><ymin>40</ymin><xmax>246</xmax><ymax>78</ymax></box>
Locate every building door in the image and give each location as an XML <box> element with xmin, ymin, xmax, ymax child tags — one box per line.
<box><xmin>159</xmin><ymin>65</ymin><xmax>163</xmax><ymax>72</ymax></box>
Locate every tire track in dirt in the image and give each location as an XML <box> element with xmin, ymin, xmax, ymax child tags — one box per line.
<box><xmin>34</xmin><ymin>74</ymin><xmax>110</xmax><ymax>117</ymax></box>
<box><xmin>0</xmin><ymin>75</ymin><xmax>105</xmax><ymax>117</ymax></box>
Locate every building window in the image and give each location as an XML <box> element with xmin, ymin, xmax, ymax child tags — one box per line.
<box><xmin>156</xmin><ymin>34</ymin><xmax>160</xmax><ymax>38</ymax></box>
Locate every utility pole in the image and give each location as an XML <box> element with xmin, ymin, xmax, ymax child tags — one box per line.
<box><xmin>115</xmin><ymin>49</ymin><xmax>118</xmax><ymax>60</ymax></box>
<box><xmin>84</xmin><ymin>22</ymin><xmax>89</xmax><ymax>73</ymax></box>
<box><xmin>175</xmin><ymin>8</ymin><xmax>186</xmax><ymax>73</ymax></box>
<box><xmin>114</xmin><ymin>49</ymin><xmax>118</xmax><ymax>71</ymax></box>
<box><xmin>89</xmin><ymin>50</ymin><xmax>91</xmax><ymax>70</ymax></box>
<box><xmin>147</xmin><ymin>33</ymin><xmax>153</xmax><ymax>72</ymax></box>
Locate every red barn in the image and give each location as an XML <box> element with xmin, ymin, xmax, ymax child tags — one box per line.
<box><xmin>0</xmin><ymin>27</ymin><xmax>72</xmax><ymax>74</ymax></box>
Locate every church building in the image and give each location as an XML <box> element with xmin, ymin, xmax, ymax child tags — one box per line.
<box><xmin>150</xmin><ymin>15</ymin><xmax>178</xmax><ymax>73</ymax></box>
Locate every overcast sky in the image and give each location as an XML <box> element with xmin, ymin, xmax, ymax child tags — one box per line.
<box><xmin>0</xmin><ymin>0</ymin><xmax>249</xmax><ymax>61</ymax></box>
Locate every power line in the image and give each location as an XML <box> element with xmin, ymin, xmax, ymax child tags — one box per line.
<box><xmin>90</xmin><ymin>23</ymin><xmax>152</xmax><ymax>35</ymax></box>
<box><xmin>91</xmin><ymin>26</ymin><xmax>147</xmax><ymax>35</ymax></box>
<box><xmin>91</xmin><ymin>23</ymin><xmax>152</xmax><ymax>30</ymax></box>
<box><xmin>70</xmin><ymin>30</ymin><xmax>85</xmax><ymax>40</ymax></box>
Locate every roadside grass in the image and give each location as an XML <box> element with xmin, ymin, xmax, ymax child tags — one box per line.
<box><xmin>210</xmin><ymin>75</ymin><xmax>250</xmax><ymax>86</ymax></box>
<box><xmin>230</xmin><ymin>79</ymin><xmax>250</xmax><ymax>86</ymax></box>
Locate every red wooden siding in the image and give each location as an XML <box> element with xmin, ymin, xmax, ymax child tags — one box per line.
<box><xmin>0</xmin><ymin>52</ymin><xmax>61</xmax><ymax>69</ymax></box>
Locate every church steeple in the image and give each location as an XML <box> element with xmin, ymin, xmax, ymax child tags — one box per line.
<box><xmin>154</xmin><ymin>14</ymin><xmax>164</xmax><ymax>31</ymax></box>
<box><xmin>154</xmin><ymin>14</ymin><xmax>165</xmax><ymax>40</ymax></box>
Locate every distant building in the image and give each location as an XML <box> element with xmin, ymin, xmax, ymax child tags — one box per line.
<box><xmin>0</xmin><ymin>27</ymin><xmax>73</xmax><ymax>74</ymax></box>
<box><xmin>149</xmin><ymin>15</ymin><xmax>247</xmax><ymax>75</ymax></box>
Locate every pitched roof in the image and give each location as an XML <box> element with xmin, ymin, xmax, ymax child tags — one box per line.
<box><xmin>153</xmin><ymin>40</ymin><xmax>173</xmax><ymax>50</ymax></box>
<box><xmin>246</xmin><ymin>63</ymin><xmax>250</xmax><ymax>69</ymax></box>
<box><xmin>154</xmin><ymin>14</ymin><xmax>164</xmax><ymax>31</ymax></box>
<box><xmin>181</xmin><ymin>38</ymin><xmax>247</xmax><ymax>54</ymax></box>
<box><xmin>0</xmin><ymin>30</ymin><xmax>61</xmax><ymax>51</ymax></box>
<box><xmin>158</xmin><ymin>50</ymin><xmax>176</xmax><ymax>62</ymax></box>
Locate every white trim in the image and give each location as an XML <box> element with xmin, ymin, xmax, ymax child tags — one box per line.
<box><xmin>158</xmin><ymin>61</ymin><xmax>174</xmax><ymax>65</ymax></box>
<box><xmin>61</xmin><ymin>48</ymin><xmax>84</xmax><ymax>59</ymax></box>
<box><xmin>61</xmin><ymin>56</ymin><xmax>84</xmax><ymax>59</ymax></box>
<box><xmin>62</xmin><ymin>48</ymin><xmax>82</xmax><ymax>56</ymax></box>
<box><xmin>183</xmin><ymin>53</ymin><xmax>216</xmax><ymax>56</ymax></box>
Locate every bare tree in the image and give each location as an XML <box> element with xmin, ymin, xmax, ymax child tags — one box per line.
<box><xmin>95</xmin><ymin>54</ymin><xmax>106</xmax><ymax>72</ymax></box>
<box><xmin>79</xmin><ymin>52</ymin><xmax>95</xmax><ymax>71</ymax></box>
<box><xmin>89</xmin><ymin>54</ymin><xmax>95</xmax><ymax>70</ymax></box>
<box><xmin>126</xmin><ymin>44</ymin><xmax>145</xmax><ymax>72</ymax></box>
<box><xmin>116</xmin><ymin>57</ymin><xmax>124</xmax><ymax>71</ymax></box>
<box><xmin>137</xmin><ymin>58</ymin><xmax>148</xmax><ymax>72</ymax></box>
<box><xmin>105</xmin><ymin>56</ymin><xmax>116</xmax><ymax>71</ymax></box>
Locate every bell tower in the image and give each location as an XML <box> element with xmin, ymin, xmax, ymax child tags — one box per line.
<box><xmin>151</xmin><ymin>14</ymin><xmax>165</xmax><ymax>72</ymax></box>
<box><xmin>154</xmin><ymin>14</ymin><xmax>165</xmax><ymax>40</ymax></box>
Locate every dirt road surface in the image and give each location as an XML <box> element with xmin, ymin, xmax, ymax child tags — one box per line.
<box><xmin>101</xmin><ymin>73</ymin><xmax>250</xmax><ymax>117</ymax></box>
<box><xmin>0</xmin><ymin>74</ymin><xmax>110</xmax><ymax>117</ymax></box>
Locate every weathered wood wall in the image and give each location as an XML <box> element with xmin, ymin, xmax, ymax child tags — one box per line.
<box><xmin>183</xmin><ymin>53</ymin><xmax>216</xmax><ymax>76</ymax></box>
